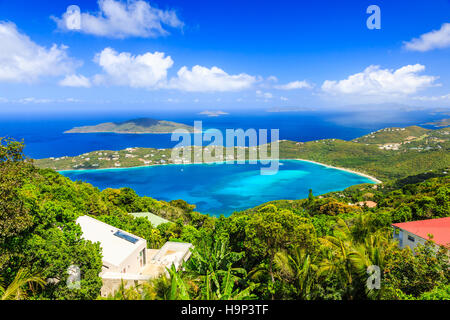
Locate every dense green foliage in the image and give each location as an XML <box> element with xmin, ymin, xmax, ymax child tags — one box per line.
<box><xmin>1</xmin><ymin>138</ymin><xmax>449</xmax><ymax>300</ymax></box>
<box><xmin>0</xmin><ymin>138</ymin><xmax>209</xmax><ymax>300</ymax></box>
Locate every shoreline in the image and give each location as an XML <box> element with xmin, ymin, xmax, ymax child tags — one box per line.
<box><xmin>293</xmin><ymin>159</ymin><xmax>382</xmax><ymax>184</ymax></box>
<box><xmin>57</xmin><ymin>158</ymin><xmax>382</xmax><ymax>184</ymax></box>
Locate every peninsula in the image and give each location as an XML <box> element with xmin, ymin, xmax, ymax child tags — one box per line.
<box><xmin>64</xmin><ymin>118</ymin><xmax>195</xmax><ymax>134</ymax></box>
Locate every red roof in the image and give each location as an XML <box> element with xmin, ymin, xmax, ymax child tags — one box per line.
<box><xmin>392</xmin><ymin>217</ymin><xmax>450</xmax><ymax>247</ymax></box>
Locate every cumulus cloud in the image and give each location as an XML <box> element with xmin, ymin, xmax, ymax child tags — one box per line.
<box><xmin>403</xmin><ymin>23</ymin><xmax>450</xmax><ymax>52</ymax></box>
<box><xmin>79</xmin><ymin>47</ymin><xmax>257</xmax><ymax>92</ymax></box>
<box><xmin>53</xmin><ymin>0</ymin><xmax>183</xmax><ymax>38</ymax></box>
<box><xmin>0</xmin><ymin>21</ymin><xmax>77</xmax><ymax>83</ymax></box>
<box><xmin>322</xmin><ymin>64</ymin><xmax>438</xmax><ymax>96</ymax></box>
<box><xmin>169</xmin><ymin>65</ymin><xmax>257</xmax><ymax>92</ymax></box>
<box><xmin>93</xmin><ymin>47</ymin><xmax>173</xmax><ymax>88</ymax></box>
<box><xmin>275</xmin><ymin>80</ymin><xmax>313</xmax><ymax>90</ymax></box>
<box><xmin>59</xmin><ymin>74</ymin><xmax>92</xmax><ymax>87</ymax></box>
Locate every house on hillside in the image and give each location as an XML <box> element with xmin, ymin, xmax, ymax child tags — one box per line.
<box><xmin>392</xmin><ymin>217</ymin><xmax>450</xmax><ymax>251</ymax></box>
<box><xmin>76</xmin><ymin>216</ymin><xmax>193</xmax><ymax>297</ymax></box>
<box><xmin>77</xmin><ymin>215</ymin><xmax>148</xmax><ymax>274</ymax></box>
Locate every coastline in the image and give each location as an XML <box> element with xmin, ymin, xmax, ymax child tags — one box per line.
<box><xmin>57</xmin><ymin>158</ymin><xmax>382</xmax><ymax>184</ymax></box>
<box><xmin>293</xmin><ymin>159</ymin><xmax>382</xmax><ymax>184</ymax></box>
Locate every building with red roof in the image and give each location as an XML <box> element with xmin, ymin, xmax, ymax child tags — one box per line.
<box><xmin>392</xmin><ymin>217</ymin><xmax>450</xmax><ymax>250</ymax></box>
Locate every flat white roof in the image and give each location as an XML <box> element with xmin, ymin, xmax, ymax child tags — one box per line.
<box><xmin>151</xmin><ymin>242</ymin><xmax>193</xmax><ymax>268</ymax></box>
<box><xmin>76</xmin><ymin>215</ymin><xmax>146</xmax><ymax>267</ymax></box>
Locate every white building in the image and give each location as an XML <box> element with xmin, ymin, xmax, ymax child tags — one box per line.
<box><xmin>76</xmin><ymin>216</ymin><xmax>148</xmax><ymax>274</ymax></box>
<box><xmin>76</xmin><ymin>216</ymin><xmax>193</xmax><ymax>297</ymax></box>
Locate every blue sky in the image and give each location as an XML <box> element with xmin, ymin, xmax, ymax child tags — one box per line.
<box><xmin>0</xmin><ymin>0</ymin><xmax>450</xmax><ymax>113</ymax></box>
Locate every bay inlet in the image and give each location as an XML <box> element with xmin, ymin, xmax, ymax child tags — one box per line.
<box><xmin>60</xmin><ymin>159</ymin><xmax>375</xmax><ymax>216</ymax></box>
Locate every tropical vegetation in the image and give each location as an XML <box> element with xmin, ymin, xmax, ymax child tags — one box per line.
<box><xmin>1</xmin><ymin>137</ymin><xmax>449</xmax><ymax>300</ymax></box>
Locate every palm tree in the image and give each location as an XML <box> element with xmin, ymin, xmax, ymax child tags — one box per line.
<box><xmin>319</xmin><ymin>217</ymin><xmax>393</xmax><ymax>299</ymax></box>
<box><xmin>348</xmin><ymin>232</ymin><xmax>393</xmax><ymax>299</ymax></box>
<box><xmin>0</xmin><ymin>268</ymin><xmax>45</xmax><ymax>300</ymax></box>
<box><xmin>317</xmin><ymin>218</ymin><xmax>357</xmax><ymax>299</ymax></box>
<box><xmin>274</xmin><ymin>247</ymin><xmax>318</xmax><ymax>300</ymax></box>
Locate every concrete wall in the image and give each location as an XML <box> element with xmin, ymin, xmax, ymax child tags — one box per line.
<box><xmin>400</xmin><ymin>229</ymin><xmax>427</xmax><ymax>251</ymax></box>
<box><xmin>116</xmin><ymin>243</ymin><xmax>147</xmax><ymax>274</ymax></box>
<box><xmin>100</xmin><ymin>273</ymin><xmax>153</xmax><ymax>298</ymax></box>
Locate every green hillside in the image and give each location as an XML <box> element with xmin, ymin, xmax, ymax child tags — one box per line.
<box><xmin>352</xmin><ymin>126</ymin><xmax>431</xmax><ymax>144</ymax></box>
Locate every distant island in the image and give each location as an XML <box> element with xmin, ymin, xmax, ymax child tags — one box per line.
<box><xmin>425</xmin><ymin>118</ymin><xmax>450</xmax><ymax>128</ymax></box>
<box><xmin>64</xmin><ymin>118</ymin><xmax>195</xmax><ymax>134</ymax></box>
<box><xmin>198</xmin><ymin>110</ymin><xmax>229</xmax><ymax>117</ymax></box>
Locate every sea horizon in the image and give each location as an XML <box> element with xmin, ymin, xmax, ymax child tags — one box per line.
<box><xmin>0</xmin><ymin>108</ymin><xmax>444</xmax><ymax>159</ymax></box>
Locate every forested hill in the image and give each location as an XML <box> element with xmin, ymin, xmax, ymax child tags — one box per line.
<box><xmin>352</xmin><ymin>125</ymin><xmax>449</xmax><ymax>146</ymax></box>
<box><xmin>1</xmin><ymin>137</ymin><xmax>449</xmax><ymax>300</ymax></box>
<box><xmin>64</xmin><ymin>118</ymin><xmax>195</xmax><ymax>134</ymax></box>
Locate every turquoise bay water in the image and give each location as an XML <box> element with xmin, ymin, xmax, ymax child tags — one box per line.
<box><xmin>61</xmin><ymin>160</ymin><xmax>374</xmax><ymax>216</ymax></box>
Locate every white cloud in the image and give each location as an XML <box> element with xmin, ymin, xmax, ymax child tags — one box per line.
<box><xmin>322</xmin><ymin>64</ymin><xmax>438</xmax><ymax>96</ymax></box>
<box><xmin>280</xmin><ymin>96</ymin><xmax>289</xmax><ymax>101</ymax></box>
<box><xmin>169</xmin><ymin>65</ymin><xmax>256</xmax><ymax>92</ymax></box>
<box><xmin>18</xmin><ymin>97</ymin><xmax>53</xmax><ymax>104</ymax></box>
<box><xmin>403</xmin><ymin>23</ymin><xmax>450</xmax><ymax>52</ymax></box>
<box><xmin>13</xmin><ymin>97</ymin><xmax>81</xmax><ymax>104</ymax></box>
<box><xmin>93</xmin><ymin>47</ymin><xmax>173</xmax><ymax>88</ymax></box>
<box><xmin>412</xmin><ymin>94</ymin><xmax>450</xmax><ymax>101</ymax></box>
<box><xmin>199</xmin><ymin>110</ymin><xmax>229</xmax><ymax>117</ymax></box>
<box><xmin>256</xmin><ymin>90</ymin><xmax>273</xmax><ymax>99</ymax></box>
<box><xmin>53</xmin><ymin>0</ymin><xmax>183</xmax><ymax>39</ymax></box>
<box><xmin>0</xmin><ymin>21</ymin><xmax>77</xmax><ymax>83</ymax></box>
<box><xmin>74</xmin><ymin>47</ymin><xmax>258</xmax><ymax>92</ymax></box>
<box><xmin>59</xmin><ymin>74</ymin><xmax>92</xmax><ymax>88</ymax></box>
<box><xmin>275</xmin><ymin>80</ymin><xmax>313</xmax><ymax>90</ymax></box>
